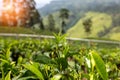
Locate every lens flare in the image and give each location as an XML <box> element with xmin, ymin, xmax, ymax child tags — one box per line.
<box><xmin>4</xmin><ymin>5</ymin><xmax>14</xmax><ymax>11</ymax></box>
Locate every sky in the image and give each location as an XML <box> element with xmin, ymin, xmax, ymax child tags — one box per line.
<box><xmin>36</xmin><ymin>0</ymin><xmax>52</xmax><ymax>4</ymax></box>
<box><xmin>35</xmin><ymin>0</ymin><xmax>52</xmax><ymax>8</ymax></box>
<box><xmin>0</xmin><ymin>0</ymin><xmax>52</xmax><ymax>9</ymax></box>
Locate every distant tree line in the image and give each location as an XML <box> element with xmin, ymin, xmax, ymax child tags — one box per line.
<box><xmin>47</xmin><ymin>8</ymin><xmax>70</xmax><ymax>34</ymax></box>
<box><xmin>0</xmin><ymin>0</ymin><xmax>70</xmax><ymax>34</ymax></box>
<box><xmin>40</xmin><ymin>0</ymin><xmax>120</xmax><ymax>32</ymax></box>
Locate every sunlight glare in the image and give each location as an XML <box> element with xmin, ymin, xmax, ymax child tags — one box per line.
<box><xmin>5</xmin><ymin>5</ymin><xmax>14</xmax><ymax>11</ymax></box>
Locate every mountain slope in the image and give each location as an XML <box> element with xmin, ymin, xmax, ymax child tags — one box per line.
<box><xmin>39</xmin><ymin>0</ymin><xmax>120</xmax><ymax>40</ymax></box>
<box><xmin>39</xmin><ymin>0</ymin><xmax>120</xmax><ymax>16</ymax></box>
<box><xmin>67</xmin><ymin>12</ymin><xmax>120</xmax><ymax>40</ymax></box>
<box><xmin>39</xmin><ymin>0</ymin><xmax>120</xmax><ymax>29</ymax></box>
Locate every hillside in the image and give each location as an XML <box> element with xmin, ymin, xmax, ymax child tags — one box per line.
<box><xmin>39</xmin><ymin>0</ymin><xmax>120</xmax><ymax>16</ymax></box>
<box><xmin>43</xmin><ymin>11</ymin><xmax>76</xmax><ymax>31</ymax></box>
<box><xmin>67</xmin><ymin>12</ymin><xmax>120</xmax><ymax>41</ymax></box>
<box><xmin>39</xmin><ymin>0</ymin><xmax>120</xmax><ymax>32</ymax></box>
<box><xmin>39</xmin><ymin>0</ymin><xmax>120</xmax><ymax>41</ymax></box>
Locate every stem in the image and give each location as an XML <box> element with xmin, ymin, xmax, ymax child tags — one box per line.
<box><xmin>1</xmin><ymin>65</ymin><xmax>4</xmax><ymax>80</ymax></box>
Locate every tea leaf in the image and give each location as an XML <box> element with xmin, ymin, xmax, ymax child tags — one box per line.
<box><xmin>23</xmin><ymin>63</ymin><xmax>44</xmax><ymax>80</ymax></box>
<box><xmin>17</xmin><ymin>76</ymin><xmax>37</xmax><ymax>80</ymax></box>
<box><xmin>90</xmin><ymin>51</ymin><xmax>108</xmax><ymax>80</ymax></box>
<box><xmin>5</xmin><ymin>71</ymin><xmax>11</xmax><ymax>80</ymax></box>
<box><xmin>50</xmin><ymin>74</ymin><xmax>62</xmax><ymax>80</ymax></box>
<box><xmin>34</xmin><ymin>55</ymin><xmax>56</xmax><ymax>65</ymax></box>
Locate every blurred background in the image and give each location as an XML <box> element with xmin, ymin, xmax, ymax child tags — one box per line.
<box><xmin>0</xmin><ymin>0</ymin><xmax>120</xmax><ymax>41</ymax></box>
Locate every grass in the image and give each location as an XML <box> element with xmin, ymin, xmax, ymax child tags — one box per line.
<box><xmin>106</xmin><ymin>26</ymin><xmax>120</xmax><ymax>40</ymax></box>
<box><xmin>0</xmin><ymin>26</ymin><xmax>35</xmax><ymax>34</ymax></box>
<box><xmin>43</xmin><ymin>11</ymin><xmax>120</xmax><ymax>41</ymax></box>
<box><xmin>0</xmin><ymin>26</ymin><xmax>54</xmax><ymax>35</ymax></box>
<box><xmin>67</xmin><ymin>12</ymin><xmax>112</xmax><ymax>38</ymax></box>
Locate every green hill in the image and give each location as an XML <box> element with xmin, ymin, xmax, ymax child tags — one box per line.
<box><xmin>67</xmin><ymin>12</ymin><xmax>120</xmax><ymax>41</ymax></box>
<box><xmin>40</xmin><ymin>0</ymin><xmax>120</xmax><ymax>36</ymax></box>
<box><xmin>106</xmin><ymin>27</ymin><xmax>120</xmax><ymax>40</ymax></box>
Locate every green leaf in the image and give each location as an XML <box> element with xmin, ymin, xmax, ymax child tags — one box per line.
<box><xmin>5</xmin><ymin>71</ymin><xmax>11</xmax><ymax>80</ymax></box>
<box><xmin>6</xmin><ymin>48</ymin><xmax>11</xmax><ymax>61</ymax></box>
<box><xmin>23</xmin><ymin>63</ymin><xmax>44</xmax><ymax>80</ymax></box>
<box><xmin>56</xmin><ymin>58</ymin><xmax>68</xmax><ymax>71</ymax></box>
<box><xmin>65</xmin><ymin>51</ymin><xmax>78</xmax><ymax>58</ymax></box>
<box><xmin>17</xmin><ymin>76</ymin><xmax>37</xmax><ymax>80</ymax></box>
<box><xmin>0</xmin><ymin>54</ymin><xmax>5</xmax><ymax>59</ymax></box>
<box><xmin>17</xmin><ymin>56</ymin><xmax>23</xmax><ymax>64</ymax></box>
<box><xmin>50</xmin><ymin>74</ymin><xmax>62</xmax><ymax>80</ymax></box>
<box><xmin>34</xmin><ymin>55</ymin><xmax>56</xmax><ymax>65</ymax></box>
<box><xmin>90</xmin><ymin>51</ymin><xmax>108</xmax><ymax>80</ymax></box>
<box><xmin>0</xmin><ymin>59</ymin><xmax>9</xmax><ymax>64</ymax></box>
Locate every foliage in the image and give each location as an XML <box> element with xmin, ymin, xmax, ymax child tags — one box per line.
<box><xmin>0</xmin><ymin>34</ymin><xmax>120</xmax><ymax>80</ymax></box>
<box><xmin>82</xmin><ymin>18</ymin><xmax>92</xmax><ymax>36</ymax></box>
<box><xmin>48</xmin><ymin>14</ymin><xmax>56</xmax><ymax>31</ymax></box>
<box><xmin>23</xmin><ymin>63</ymin><xmax>44</xmax><ymax>80</ymax></box>
<box><xmin>59</xmin><ymin>8</ymin><xmax>70</xmax><ymax>34</ymax></box>
<box><xmin>0</xmin><ymin>0</ymin><xmax>44</xmax><ymax>28</ymax></box>
<box><xmin>5</xmin><ymin>71</ymin><xmax>11</xmax><ymax>80</ymax></box>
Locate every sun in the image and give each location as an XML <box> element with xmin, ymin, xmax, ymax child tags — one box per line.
<box><xmin>4</xmin><ymin>5</ymin><xmax>14</xmax><ymax>11</ymax></box>
<box><xmin>1</xmin><ymin>3</ymin><xmax>16</xmax><ymax>26</ymax></box>
<box><xmin>6</xmin><ymin>5</ymin><xmax>12</xmax><ymax>10</ymax></box>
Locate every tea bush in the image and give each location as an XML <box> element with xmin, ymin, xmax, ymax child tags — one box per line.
<box><xmin>0</xmin><ymin>34</ymin><xmax>120</xmax><ymax>80</ymax></box>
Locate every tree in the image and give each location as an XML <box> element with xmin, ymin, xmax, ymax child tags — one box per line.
<box><xmin>82</xmin><ymin>18</ymin><xmax>92</xmax><ymax>36</ymax></box>
<box><xmin>24</xmin><ymin>0</ymin><xmax>44</xmax><ymax>29</ymax></box>
<box><xmin>48</xmin><ymin>14</ymin><xmax>55</xmax><ymax>31</ymax></box>
<box><xmin>111</xmin><ymin>14</ymin><xmax>120</xmax><ymax>27</ymax></box>
<box><xmin>1</xmin><ymin>0</ymin><xmax>44</xmax><ymax>29</ymax></box>
<box><xmin>59</xmin><ymin>8</ymin><xmax>70</xmax><ymax>34</ymax></box>
<box><xmin>16</xmin><ymin>0</ymin><xmax>40</xmax><ymax>27</ymax></box>
<box><xmin>1</xmin><ymin>0</ymin><xmax>16</xmax><ymax>26</ymax></box>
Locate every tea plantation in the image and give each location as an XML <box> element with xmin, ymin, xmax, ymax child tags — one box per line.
<box><xmin>0</xmin><ymin>34</ymin><xmax>120</xmax><ymax>80</ymax></box>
